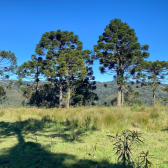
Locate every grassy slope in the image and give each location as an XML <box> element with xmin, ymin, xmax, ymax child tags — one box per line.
<box><xmin>0</xmin><ymin>106</ymin><xmax>167</xmax><ymax>167</ymax></box>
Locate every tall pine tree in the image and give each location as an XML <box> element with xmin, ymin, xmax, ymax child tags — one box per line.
<box><xmin>94</xmin><ymin>18</ymin><xmax>149</xmax><ymax>106</ymax></box>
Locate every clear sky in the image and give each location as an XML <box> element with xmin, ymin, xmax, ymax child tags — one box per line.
<box><xmin>0</xmin><ymin>0</ymin><xmax>168</xmax><ymax>82</ymax></box>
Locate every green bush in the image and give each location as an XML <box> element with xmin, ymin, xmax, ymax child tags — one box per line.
<box><xmin>133</xmin><ymin>98</ymin><xmax>144</xmax><ymax>106</ymax></box>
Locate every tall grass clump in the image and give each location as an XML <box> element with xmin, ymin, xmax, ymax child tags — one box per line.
<box><xmin>0</xmin><ymin>111</ymin><xmax>4</xmax><ymax>117</ymax></box>
<box><xmin>91</xmin><ymin>115</ymin><xmax>100</xmax><ymax>130</ymax></box>
<box><xmin>147</xmin><ymin>120</ymin><xmax>162</xmax><ymax>132</ymax></box>
<box><xmin>84</xmin><ymin>115</ymin><xmax>91</xmax><ymax>131</ymax></box>
<box><xmin>166</xmin><ymin>118</ymin><xmax>168</xmax><ymax>129</ymax></box>
<box><xmin>132</xmin><ymin>112</ymin><xmax>150</xmax><ymax>128</ymax></box>
<box><xmin>102</xmin><ymin>110</ymin><xmax>126</xmax><ymax>132</ymax></box>
<box><xmin>148</xmin><ymin>106</ymin><xmax>160</xmax><ymax>119</ymax></box>
<box><xmin>104</xmin><ymin>113</ymin><xmax>116</xmax><ymax>127</ymax></box>
<box><xmin>16</xmin><ymin>112</ymin><xmax>23</xmax><ymax>122</ymax></box>
<box><xmin>0</xmin><ymin>105</ymin><xmax>167</xmax><ymax>133</ymax></box>
<box><xmin>65</xmin><ymin>117</ymin><xmax>81</xmax><ymax>141</ymax></box>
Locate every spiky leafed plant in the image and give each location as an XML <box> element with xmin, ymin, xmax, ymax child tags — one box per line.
<box><xmin>108</xmin><ymin>129</ymin><xmax>143</xmax><ymax>167</ymax></box>
<box><xmin>139</xmin><ymin>151</ymin><xmax>154</xmax><ymax>168</ymax></box>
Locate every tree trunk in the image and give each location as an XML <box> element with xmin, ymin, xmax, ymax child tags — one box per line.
<box><xmin>121</xmin><ymin>86</ymin><xmax>124</xmax><ymax>106</ymax></box>
<box><xmin>153</xmin><ymin>77</ymin><xmax>156</xmax><ymax>105</ymax></box>
<box><xmin>67</xmin><ymin>85</ymin><xmax>70</xmax><ymax>108</ymax></box>
<box><xmin>121</xmin><ymin>62</ymin><xmax>124</xmax><ymax>106</ymax></box>
<box><xmin>117</xmin><ymin>57</ymin><xmax>124</xmax><ymax>107</ymax></box>
<box><xmin>117</xmin><ymin>87</ymin><xmax>122</xmax><ymax>106</ymax></box>
<box><xmin>36</xmin><ymin>86</ymin><xmax>39</xmax><ymax>108</ymax></box>
<box><xmin>59</xmin><ymin>77</ymin><xmax>63</xmax><ymax>108</ymax></box>
<box><xmin>153</xmin><ymin>89</ymin><xmax>156</xmax><ymax>105</ymax></box>
<box><xmin>36</xmin><ymin>66</ymin><xmax>39</xmax><ymax>108</ymax></box>
<box><xmin>117</xmin><ymin>58</ymin><xmax>121</xmax><ymax>106</ymax></box>
<box><xmin>66</xmin><ymin>70</ymin><xmax>70</xmax><ymax>108</ymax></box>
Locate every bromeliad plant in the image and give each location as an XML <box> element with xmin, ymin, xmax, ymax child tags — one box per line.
<box><xmin>108</xmin><ymin>129</ymin><xmax>144</xmax><ymax>167</ymax></box>
<box><xmin>138</xmin><ymin>151</ymin><xmax>154</xmax><ymax>168</ymax></box>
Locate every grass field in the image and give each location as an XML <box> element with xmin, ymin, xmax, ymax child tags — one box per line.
<box><xmin>0</xmin><ymin>105</ymin><xmax>168</xmax><ymax>167</ymax></box>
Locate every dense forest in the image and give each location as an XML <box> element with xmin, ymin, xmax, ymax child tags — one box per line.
<box><xmin>1</xmin><ymin>18</ymin><xmax>168</xmax><ymax>108</ymax></box>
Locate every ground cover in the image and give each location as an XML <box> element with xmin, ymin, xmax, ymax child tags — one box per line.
<box><xmin>0</xmin><ymin>106</ymin><xmax>167</xmax><ymax>167</ymax></box>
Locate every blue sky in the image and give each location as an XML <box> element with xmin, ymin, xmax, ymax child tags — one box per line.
<box><xmin>0</xmin><ymin>0</ymin><xmax>168</xmax><ymax>82</ymax></box>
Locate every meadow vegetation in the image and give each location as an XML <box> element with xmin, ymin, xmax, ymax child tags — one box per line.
<box><xmin>0</xmin><ymin>105</ymin><xmax>168</xmax><ymax>167</ymax></box>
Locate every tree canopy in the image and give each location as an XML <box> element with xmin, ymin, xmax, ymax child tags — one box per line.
<box><xmin>35</xmin><ymin>30</ymin><xmax>91</xmax><ymax>108</ymax></box>
<box><xmin>0</xmin><ymin>49</ymin><xmax>17</xmax><ymax>106</ymax></box>
<box><xmin>133</xmin><ymin>60</ymin><xmax>168</xmax><ymax>105</ymax></box>
<box><xmin>94</xmin><ymin>18</ymin><xmax>149</xmax><ymax>106</ymax></box>
<box><xmin>17</xmin><ymin>55</ymin><xmax>45</xmax><ymax>107</ymax></box>
<box><xmin>0</xmin><ymin>50</ymin><xmax>17</xmax><ymax>78</ymax></box>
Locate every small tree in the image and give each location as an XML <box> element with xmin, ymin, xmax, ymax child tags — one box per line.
<box><xmin>94</xmin><ymin>18</ymin><xmax>149</xmax><ymax>106</ymax></box>
<box><xmin>124</xmin><ymin>85</ymin><xmax>142</xmax><ymax>106</ymax></box>
<box><xmin>133</xmin><ymin>60</ymin><xmax>167</xmax><ymax>105</ymax></box>
<box><xmin>17</xmin><ymin>55</ymin><xmax>45</xmax><ymax>108</ymax></box>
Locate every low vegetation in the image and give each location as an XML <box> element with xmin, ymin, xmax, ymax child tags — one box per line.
<box><xmin>0</xmin><ymin>106</ymin><xmax>168</xmax><ymax>167</ymax></box>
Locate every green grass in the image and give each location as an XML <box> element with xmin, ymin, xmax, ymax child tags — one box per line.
<box><xmin>0</xmin><ymin>106</ymin><xmax>168</xmax><ymax>167</ymax></box>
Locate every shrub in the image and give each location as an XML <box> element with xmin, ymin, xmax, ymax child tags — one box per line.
<box><xmin>133</xmin><ymin>98</ymin><xmax>144</xmax><ymax>106</ymax></box>
<box><xmin>108</xmin><ymin>129</ymin><xmax>144</xmax><ymax>167</ymax></box>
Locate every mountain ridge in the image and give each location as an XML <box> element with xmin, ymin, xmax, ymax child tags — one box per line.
<box><xmin>0</xmin><ymin>80</ymin><xmax>168</xmax><ymax>107</ymax></box>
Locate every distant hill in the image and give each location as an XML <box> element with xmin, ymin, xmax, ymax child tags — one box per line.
<box><xmin>0</xmin><ymin>80</ymin><xmax>26</xmax><ymax>108</ymax></box>
<box><xmin>0</xmin><ymin>80</ymin><xmax>45</xmax><ymax>108</ymax></box>
<box><xmin>0</xmin><ymin>80</ymin><xmax>168</xmax><ymax>107</ymax></box>
<box><xmin>93</xmin><ymin>80</ymin><xmax>168</xmax><ymax>106</ymax></box>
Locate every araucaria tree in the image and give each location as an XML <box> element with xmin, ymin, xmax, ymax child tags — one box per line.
<box><xmin>94</xmin><ymin>18</ymin><xmax>149</xmax><ymax>106</ymax></box>
<box><xmin>0</xmin><ymin>49</ymin><xmax>17</xmax><ymax>78</ymax></box>
<box><xmin>58</xmin><ymin>49</ymin><xmax>87</xmax><ymax>108</ymax></box>
<box><xmin>0</xmin><ymin>49</ymin><xmax>17</xmax><ymax>105</ymax></box>
<box><xmin>36</xmin><ymin>30</ymin><xmax>88</xmax><ymax>108</ymax></box>
<box><xmin>135</xmin><ymin>60</ymin><xmax>167</xmax><ymax>105</ymax></box>
<box><xmin>17</xmin><ymin>55</ymin><xmax>45</xmax><ymax>108</ymax></box>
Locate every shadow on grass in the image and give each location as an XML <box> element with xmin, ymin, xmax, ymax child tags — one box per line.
<box><xmin>161</xmin><ymin>127</ymin><xmax>168</xmax><ymax>131</ymax></box>
<box><xmin>40</xmin><ymin>115</ymin><xmax>97</xmax><ymax>143</ymax></box>
<box><xmin>0</xmin><ymin>120</ymin><xmax>125</xmax><ymax>168</ymax></box>
<box><xmin>0</xmin><ymin>142</ymin><xmax>126</xmax><ymax>168</ymax></box>
<box><xmin>41</xmin><ymin>129</ymin><xmax>88</xmax><ymax>143</ymax></box>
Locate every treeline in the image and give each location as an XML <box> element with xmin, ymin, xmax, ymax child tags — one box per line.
<box><xmin>1</xmin><ymin>18</ymin><xmax>168</xmax><ymax>108</ymax></box>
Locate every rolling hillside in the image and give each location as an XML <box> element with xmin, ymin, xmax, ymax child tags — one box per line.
<box><xmin>93</xmin><ymin>80</ymin><xmax>168</xmax><ymax>105</ymax></box>
<box><xmin>0</xmin><ymin>80</ymin><xmax>168</xmax><ymax>107</ymax></box>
